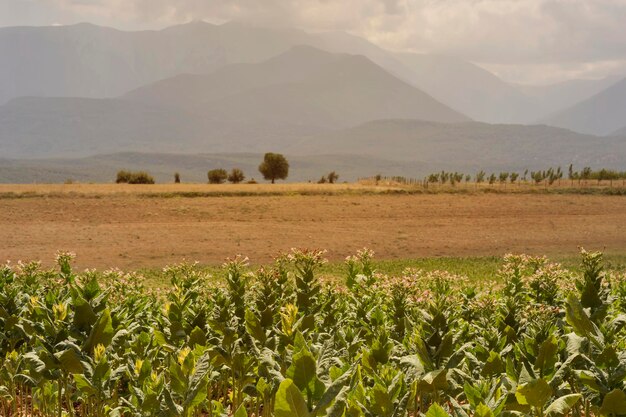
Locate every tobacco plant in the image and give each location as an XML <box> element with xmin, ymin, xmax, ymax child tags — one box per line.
<box><xmin>1</xmin><ymin>249</ymin><xmax>625</xmax><ymax>416</ymax></box>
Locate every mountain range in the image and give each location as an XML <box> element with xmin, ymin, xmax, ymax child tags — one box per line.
<box><xmin>0</xmin><ymin>20</ymin><xmax>624</xmax><ymax>181</ymax></box>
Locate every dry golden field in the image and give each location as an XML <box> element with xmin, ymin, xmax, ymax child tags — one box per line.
<box><xmin>1</xmin><ymin>183</ymin><xmax>625</xmax><ymax>270</ymax></box>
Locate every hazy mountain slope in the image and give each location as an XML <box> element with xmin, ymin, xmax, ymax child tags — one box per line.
<box><xmin>0</xmin><ymin>97</ymin><xmax>206</xmax><ymax>158</ymax></box>
<box><xmin>205</xmin><ymin>54</ymin><xmax>468</xmax><ymax>127</ymax></box>
<box><xmin>0</xmin><ymin>21</ymin><xmax>342</xmax><ymax>105</ymax></box>
<box><xmin>124</xmin><ymin>46</ymin><xmax>343</xmax><ymax>109</ymax></box>
<box><xmin>542</xmin><ymin>78</ymin><xmax>626</xmax><ymax>136</ymax></box>
<box><xmin>290</xmin><ymin>119</ymin><xmax>626</xmax><ymax>171</ymax></box>
<box><xmin>612</xmin><ymin>126</ymin><xmax>626</xmax><ymax>136</ymax></box>
<box><xmin>394</xmin><ymin>53</ymin><xmax>537</xmax><ymax>123</ymax></box>
<box><xmin>0</xmin><ymin>48</ymin><xmax>467</xmax><ymax>158</ymax></box>
<box><xmin>0</xmin><ymin>22</ymin><xmax>224</xmax><ymax>104</ymax></box>
<box><xmin>307</xmin><ymin>31</ymin><xmax>417</xmax><ymax>83</ymax></box>
<box><xmin>0</xmin><ymin>21</ymin><xmax>425</xmax><ymax>106</ymax></box>
<box><xmin>515</xmin><ymin>75</ymin><xmax>622</xmax><ymax>119</ymax></box>
<box><xmin>0</xmin><ymin>152</ymin><xmax>415</xmax><ymax>183</ymax></box>
<box><xmin>0</xmin><ymin>96</ymin><xmax>326</xmax><ymax>158</ymax></box>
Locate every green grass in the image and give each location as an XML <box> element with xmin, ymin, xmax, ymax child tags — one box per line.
<box><xmin>136</xmin><ymin>253</ymin><xmax>626</xmax><ymax>289</ymax></box>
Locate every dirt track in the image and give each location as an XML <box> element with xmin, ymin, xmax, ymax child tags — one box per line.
<box><xmin>2</xmin><ymin>191</ymin><xmax>625</xmax><ymax>269</ymax></box>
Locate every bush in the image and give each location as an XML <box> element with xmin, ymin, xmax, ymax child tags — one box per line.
<box><xmin>208</xmin><ymin>169</ymin><xmax>228</xmax><ymax>184</ymax></box>
<box><xmin>116</xmin><ymin>170</ymin><xmax>155</xmax><ymax>184</ymax></box>
<box><xmin>128</xmin><ymin>171</ymin><xmax>155</xmax><ymax>184</ymax></box>
<box><xmin>174</xmin><ymin>172</ymin><xmax>181</xmax><ymax>183</ymax></box>
<box><xmin>327</xmin><ymin>171</ymin><xmax>339</xmax><ymax>184</ymax></box>
<box><xmin>228</xmin><ymin>168</ymin><xmax>245</xmax><ymax>184</ymax></box>
<box><xmin>116</xmin><ymin>170</ymin><xmax>132</xmax><ymax>184</ymax></box>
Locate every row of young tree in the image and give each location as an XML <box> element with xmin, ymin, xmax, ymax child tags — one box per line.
<box><xmin>370</xmin><ymin>165</ymin><xmax>626</xmax><ymax>187</ymax></box>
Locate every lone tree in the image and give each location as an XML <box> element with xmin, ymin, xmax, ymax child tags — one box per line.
<box><xmin>258</xmin><ymin>153</ymin><xmax>289</xmax><ymax>184</ymax></box>
<box><xmin>174</xmin><ymin>172</ymin><xmax>181</xmax><ymax>183</ymax></box>
<box><xmin>327</xmin><ymin>171</ymin><xmax>339</xmax><ymax>184</ymax></box>
<box><xmin>228</xmin><ymin>168</ymin><xmax>245</xmax><ymax>184</ymax></box>
<box><xmin>208</xmin><ymin>168</ymin><xmax>228</xmax><ymax>184</ymax></box>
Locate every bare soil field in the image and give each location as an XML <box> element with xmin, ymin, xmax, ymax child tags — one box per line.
<box><xmin>1</xmin><ymin>184</ymin><xmax>625</xmax><ymax>270</ymax></box>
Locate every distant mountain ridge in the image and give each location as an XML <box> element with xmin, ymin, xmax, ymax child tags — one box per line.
<box><xmin>0</xmin><ymin>20</ymin><xmax>624</xmax><ymax>172</ymax></box>
<box><xmin>0</xmin><ymin>21</ymin><xmax>415</xmax><ymax>106</ymax></box>
<box><xmin>0</xmin><ymin>47</ymin><xmax>467</xmax><ymax>159</ymax></box>
<box><xmin>290</xmin><ymin>119</ymin><xmax>626</xmax><ymax>171</ymax></box>
<box><xmin>542</xmin><ymin>78</ymin><xmax>626</xmax><ymax>136</ymax></box>
<box><xmin>1</xmin><ymin>20</ymin><xmax>623</xmax><ymax>126</ymax></box>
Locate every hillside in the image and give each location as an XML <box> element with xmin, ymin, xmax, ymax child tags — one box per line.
<box><xmin>0</xmin><ymin>152</ymin><xmax>416</xmax><ymax>183</ymax></box>
<box><xmin>0</xmin><ymin>48</ymin><xmax>467</xmax><ymax>159</ymax></box>
<box><xmin>2</xmin><ymin>21</ymin><xmax>615</xmax><ymax>126</ymax></box>
<box><xmin>195</xmin><ymin>49</ymin><xmax>469</xmax><ymax>128</ymax></box>
<box><xmin>289</xmin><ymin>119</ymin><xmax>626</xmax><ymax>172</ymax></box>
<box><xmin>124</xmin><ymin>45</ymin><xmax>342</xmax><ymax>109</ymax></box>
<box><xmin>0</xmin><ymin>21</ymin><xmax>359</xmax><ymax>105</ymax></box>
<box><xmin>612</xmin><ymin>126</ymin><xmax>626</xmax><ymax>136</ymax></box>
<box><xmin>515</xmin><ymin>76</ymin><xmax>622</xmax><ymax>121</ymax></box>
<box><xmin>542</xmin><ymin>78</ymin><xmax>626</xmax><ymax>136</ymax></box>
<box><xmin>3</xmin><ymin>118</ymin><xmax>624</xmax><ymax>184</ymax></box>
<box><xmin>394</xmin><ymin>53</ymin><xmax>536</xmax><ymax>123</ymax></box>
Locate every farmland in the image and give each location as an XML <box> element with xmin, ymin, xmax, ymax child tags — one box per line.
<box><xmin>1</xmin><ymin>248</ymin><xmax>626</xmax><ymax>416</ymax></box>
<box><xmin>2</xmin><ymin>184</ymin><xmax>626</xmax><ymax>416</ymax></box>
<box><xmin>1</xmin><ymin>184</ymin><xmax>626</xmax><ymax>271</ymax></box>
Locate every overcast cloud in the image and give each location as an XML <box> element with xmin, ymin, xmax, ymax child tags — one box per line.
<box><xmin>1</xmin><ymin>0</ymin><xmax>625</xmax><ymax>84</ymax></box>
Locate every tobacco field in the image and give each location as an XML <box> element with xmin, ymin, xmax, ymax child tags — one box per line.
<box><xmin>1</xmin><ymin>249</ymin><xmax>626</xmax><ymax>417</ymax></box>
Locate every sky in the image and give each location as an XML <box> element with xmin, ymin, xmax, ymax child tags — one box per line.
<box><xmin>1</xmin><ymin>0</ymin><xmax>625</xmax><ymax>84</ymax></box>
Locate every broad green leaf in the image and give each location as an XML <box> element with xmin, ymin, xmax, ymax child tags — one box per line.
<box><xmin>419</xmin><ymin>369</ymin><xmax>449</xmax><ymax>391</ymax></box>
<box><xmin>55</xmin><ymin>348</ymin><xmax>85</xmax><ymax>374</ymax></box>
<box><xmin>565</xmin><ymin>295</ymin><xmax>599</xmax><ymax>340</ymax></box>
<box><xmin>474</xmin><ymin>403</ymin><xmax>495</xmax><ymax>417</ymax></box>
<box><xmin>84</xmin><ymin>309</ymin><xmax>114</xmax><ymax>353</ymax></box>
<box><xmin>234</xmin><ymin>404</ymin><xmax>248</xmax><ymax>417</ymax></box>
<box><xmin>482</xmin><ymin>351</ymin><xmax>505</xmax><ymax>376</ymax></box>
<box><xmin>274</xmin><ymin>379</ymin><xmax>309</xmax><ymax>417</ymax></box>
<box><xmin>600</xmin><ymin>389</ymin><xmax>626</xmax><ymax>416</ymax></box>
<box><xmin>323</xmin><ymin>385</ymin><xmax>349</xmax><ymax>417</ymax></box>
<box><xmin>286</xmin><ymin>348</ymin><xmax>317</xmax><ymax>391</ymax></box>
<box><xmin>545</xmin><ymin>394</ymin><xmax>582</xmax><ymax>417</ymax></box>
<box><xmin>73</xmin><ymin>374</ymin><xmax>96</xmax><ymax>395</ymax></box>
<box><xmin>72</xmin><ymin>296</ymin><xmax>97</xmax><ymax>330</ymax></box>
<box><xmin>577</xmin><ymin>370</ymin><xmax>602</xmax><ymax>392</ymax></box>
<box><xmin>535</xmin><ymin>335</ymin><xmax>558</xmax><ymax>376</ymax></box>
<box><xmin>245</xmin><ymin>309</ymin><xmax>266</xmax><ymax>342</ymax></box>
<box><xmin>188</xmin><ymin>326</ymin><xmax>206</xmax><ymax>348</ymax></box>
<box><xmin>463</xmin><ymin>382</ymin><xmax>482</xmax><ymax>408</ymax></box>
<box><xmin>370</xmin><ymin>383</ymin><xmax>393</xmax><ymax>417</ymax></box>
<box><xmin>425</xmin><ymin>403</ymin><xmax>451</xmax><ymax>417</ymax></box>
<box><xmin>183</xmin><ymin>352</ymin><xmax>211</xmax><ymax>408</ymax></box>
<box><xmin>515</xmin><ymin>378</ymin><xmax>553</xmax><ymax>409</ymax></box>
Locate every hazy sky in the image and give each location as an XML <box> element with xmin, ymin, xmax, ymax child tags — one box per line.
<box><xmin>1</xmin><ymin>0</ymin><xmax>625</xmax><ymax>84</ymax></box>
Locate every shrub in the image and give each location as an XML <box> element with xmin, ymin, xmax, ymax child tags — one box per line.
<box><xmin>116</xmin><ymin>170</ymin><xmax>132</xmax><ymax>184</ymax></box>
<box><xmin>208</xmin><ymin>169</ymin><xmax>228</xmax><ymax>184</ymax></box>
<box><xmin>174</xmin><ymin>172</ymin><xmax>181</xmax><ymax>183</ymax></box>
<box><xmin>327</xmin><ymin>171</ymin><xmax>339</xmax><ymax>184</ymax></box>
<box><xmin>128</xmin><ymin>171</ymin><xmax>155</xmax><ymax>184</ymax></box>
<box><xmin>116</xmin><ymin>170</ymin><xmax>154</xmax><ymax>184</ymax></box>
<box><xmin>228</xmin><ymin>168</ymin><xmax>245</xmax><ymax>184</ymax></box>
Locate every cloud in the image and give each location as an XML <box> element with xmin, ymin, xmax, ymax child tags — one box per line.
<box><xmin>3</xmin><ymin>0</ymin><xmax>626</xmax><ymax>83</ymax></box>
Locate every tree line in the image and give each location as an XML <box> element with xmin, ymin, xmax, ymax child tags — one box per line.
<box><xmin>365</xmin><ymin>165</ymin><xmax>626</xmax><ymax>188</ymax></box>
<box><xmin>117</xmin><ymin>153</ymin><xmax>291</xmax><ymax>185</ymax></box>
